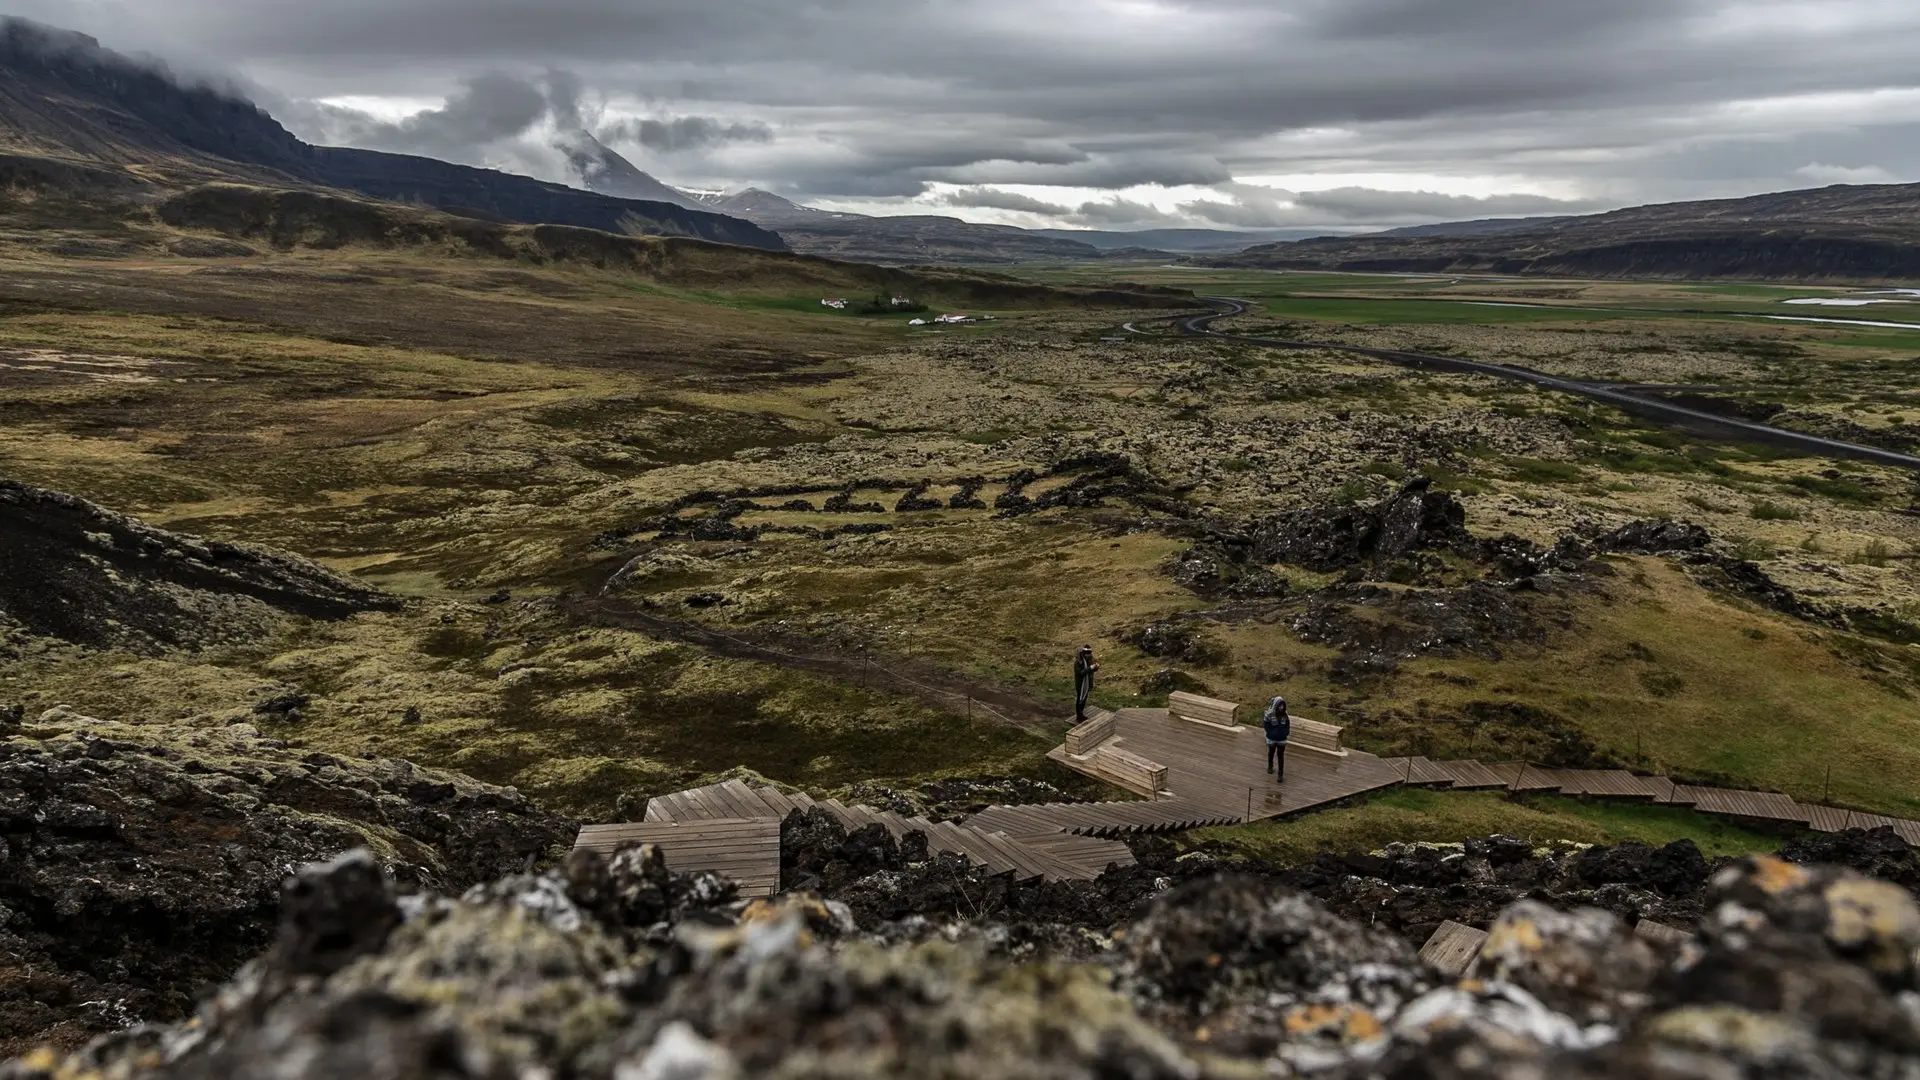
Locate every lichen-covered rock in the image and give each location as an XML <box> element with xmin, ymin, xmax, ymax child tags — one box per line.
<box><xmin>0</xmin><ymin>711</ymin><xmax>574</xmax><ymax>1055</ymax></box>
<box><xmin>0</xmin><ymin>479</ymin><xmax>399</xmax><ymax>652</ymax></box>
<box><xmin>1477</xmin><ymin>901</ymin><xmax>1660</xmax><ymax>1023</ymax></box>
<box><xmin>8</xmin><ymin>849</ymin><xmax>1202</xmax><ymax>1080</ymax></box>
<box><xmin>1121</xmin><ymin>875</ymin><xmax>1430</xmax><ymax>1058</ymax></box>
<box><xmin>1249</xmin><ymin>477</ymin><xmax>1470</xmax><ymax>572</ymax></box>
<box><xmin>14</xmin><ymin>845</ymin><xmax>1920</xmax><ymax>1079</ymax></box>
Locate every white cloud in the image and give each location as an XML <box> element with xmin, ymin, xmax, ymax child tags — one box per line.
<box><xmin>1795</xmin><ymin>162</ymin><xmax>1899</xmax><ymax>185</ymax></box>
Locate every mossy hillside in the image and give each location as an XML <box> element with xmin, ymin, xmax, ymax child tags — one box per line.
<box><xmin>4</xmin><ymin>234</ymin><xmax>1919</xmax><ymax>844</ymax></box>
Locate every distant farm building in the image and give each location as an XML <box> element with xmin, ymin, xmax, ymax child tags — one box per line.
<box><xmin>820</xmin><ymin>298</ymin><xmax>848</xmax><ymax>310</ymax></box>
<box><xmin>934</xmin><ymin>313</ymin><xmax>972</xmax><ymax>324</ymax></box>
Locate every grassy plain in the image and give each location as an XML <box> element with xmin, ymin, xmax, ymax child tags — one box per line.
<box><xmin>4</xmin><ymin>219</ymin><xmax>1920</xmax><ymax>849</ymax></box>
<box><xmin>1191</xmin><ymin>789</ymin><xmax>1785</xmax><ymax>864</ymax></box>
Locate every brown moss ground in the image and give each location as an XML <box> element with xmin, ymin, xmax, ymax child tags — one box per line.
<box><xmin>3</xmin><ymin>241</ymin><xmax>1918</xmax><ymax>832</ymax></box>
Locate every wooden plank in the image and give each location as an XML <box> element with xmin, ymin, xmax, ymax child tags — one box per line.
<box><xmin>1640</xmin><ymin>775</ymin><xmax>1679</xmax><ymax>804</ymax></box>
<box><xmin>966</xmin><ymin>829</ymin><xmax>1049</xmax><ymax>880</ymax></box>
<box><xmin>977</xmin><ymin>829</ymin><xmax>1094</xmax><ymax>880</ymax></box>
<box><xmin>1850</xmin><ymin>813</ymin><xmax>1920</xmax><ymax>847</ymax></box>
<box><xmin>720</xmin><ymin>779</ymin><xmax>781</xmax><ymax>819</ymax></box>
<box><xmin>1552</xmin><ymin>770</ymin><xmax>1655</xmax><ymax>799</ymax></box>
<box><xmin>924</xmin><ymin>821</ymin><xmax>992</xmax><ymax>867</ymax></box>
<box><xmin>1484</xmin><ymin>762</ymin><xmax>1525</xmax><ymax>787</ymax></box>
<box><xmin>753</xmin><ymin>786</ymin><xmax>798</xmax><ymax>818</ymax></box>
<box><xmin>1419</xmin><ymin>921</ymin><xmax>1488</xmax><ymax>977</ymax></box>
<box><xmin>788</xmin><ymin>790</ymin><xmax>817</xmax><ymax>811</ymax></box>
<box><xmin>1507</xmin><ymin>765</ymin><xmax>1565</xmax><ymax>792</ymax></box>
<box><xmin>1019</xmin><ymin>833</ymin><xmax>1137</xmax><ymax>874</ymax></box>
<box><xmin>1803</xmin><ymin>804</ymin><xmax>1853</xmax><ymax>833</ymax></box>
<box><xmin>1634</xmin><ymin>920</ymin><xmax>1694</xmax><ymax>948</ymax></box>
<box><xmin>870</xmin><ymin>811</ymin><xmax>915</xmax><ymax>839</ymax></box>
<box><xmin>1404</xmin><ymin>757</ymin><xmax>1456</xmax><ymax>786</ymax></box>
<box><xmin>1435</xmin><ymin>760</ymin><xmax>1509</xmax><ymax>790</ymax></box>
<box><xmin>1687</xmin><ymin>788</ymin><xmax>1805</xmax><ymax>822</ymax></box>
<box><xmin>1666</xmin><ymin>785</ymin><xmax>1706</xmax><ymax>806</ymax></box>
<box><xmin>815</xmin><ymin>798</ymin><xmax>854</xmax><ymax>828</ymax></box>
<box><xmin>964</xmin><ymin>806</ymin><xmax>1041</xmax><ymax>835</ymax></box>
<box><xmin>571</xmin><ymin>818</ymin><xmax>781</xmax><ymax>895</ymax></box>
<box><xmin>707</xmin><ymin>781</ymin><xmax>765</xmax><ymax>820</ymax></box>
<box><xmin>678</xmin><ymin>786</ymin><xmax>729</xmax><ymax>820</ymax></box>
<box><xmin>644</xmin><ymin>795</ymin><xmax>677</xmax><ymax>823</ymax></box>
<box><xmin>1588</xmin><ymin>771</ymin><xmax>1658</xmax><ymax>799</ymax></box>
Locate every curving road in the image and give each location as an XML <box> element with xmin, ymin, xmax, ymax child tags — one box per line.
<box><xmin>1149</xmin><ymin>296</ymin><xmax>1920</xmax><ymax>471</ymax></box>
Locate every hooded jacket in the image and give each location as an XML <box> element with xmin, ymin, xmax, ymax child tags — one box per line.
<box><xmin>1262</xmin><ymin>698</ymin><xmax>1290</xmax><ymax>745</ymax></box>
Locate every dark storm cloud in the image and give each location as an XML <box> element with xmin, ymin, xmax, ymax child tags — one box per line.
<box><xmin>600</xmin><ymin>116</ymin><xmax>773</xmax><ymax>153</ymax></box>
<box><xmin>15</xmin><ymin>0</ymin><xmax>1920</xmax><ymax>224</ymax></box>
<box><xmin>348</xmin><ymin>72</ymin><xmax>549</xmax><ymax>158</ymax></box>
<box><xmin>937</xmin><ymin>187</ymin><xmax>1074</xmax><ymax>216</ymax></box>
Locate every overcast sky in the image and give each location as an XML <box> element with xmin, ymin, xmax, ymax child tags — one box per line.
<box><xmin>12</xmin><ymin>0</ymin><xmax>1920</xmax><ymax>231</ymax></box>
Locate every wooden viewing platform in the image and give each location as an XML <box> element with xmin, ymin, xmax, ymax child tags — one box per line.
<box><xmin>1048</xmin><ymin>706</ymin><xmax>1408</xmax><ymax>822</ymax></box>
<box><xmin>578</xmin><ymin>700</ymin><xmax>1920</xmax><ymax>897</ymax></box>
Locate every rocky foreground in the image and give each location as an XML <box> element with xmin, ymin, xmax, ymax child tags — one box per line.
<box><xmin>0</xmin><ymin>709</ymin><xmax>574</xmax><ymax>1056</ymax></box>
<box><xmin>7</xmin><ymin>808</ymin><xmax>1920</xmax><ymax>1078</ymax></box>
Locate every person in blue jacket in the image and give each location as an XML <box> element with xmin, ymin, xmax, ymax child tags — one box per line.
<box><xmin>1263</xmin><ymin>696</ymin><xmax>1290</xmax><ymax>780</ymax></box>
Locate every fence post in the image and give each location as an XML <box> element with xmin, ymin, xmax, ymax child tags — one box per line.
<box><xmin>1246</xmin><ymin>787</ymin><xmax>1253</xmax><ymax>821</ymax></box>
<box><xmin>1824</xmin><ymin>764</ymin><xmax>1833</xmax><ymax>804</ymax></box>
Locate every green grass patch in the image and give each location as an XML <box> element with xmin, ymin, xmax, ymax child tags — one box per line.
<box><xmin>1749</xmin><ymin>499</ymin><xmax>1803</xmax><ymax>521</ymax></box>
<box><xmin>1505</xmin><ymin>457</ymin><xmax>1585</xmax><ymax>483</ymax></box>
<box><xmin>1188</xmin><ymin>788</ymin><xmax>1782</xmax><ymax>865</ymax></box>
<box><xmin>1786</xmin><ymin>473</ymin><xmax>1883</xmax><ymax>506</ymax></box>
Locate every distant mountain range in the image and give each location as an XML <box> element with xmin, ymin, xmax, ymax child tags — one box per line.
<box><xmin>556</xmin><ymin>129</ymin><xmax>1305</xmax><ymax>263</ymax></box>
<box><xmin>0</xmin><ymin>19</ymin><xmax>783</xmax><ymax>250</ymax></box>
<box><xmin>1206</xmin><ymin>188</ymin><xmax>1920</xmax><ymax>281</ymax></box>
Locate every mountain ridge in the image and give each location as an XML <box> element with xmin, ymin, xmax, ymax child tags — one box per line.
<box><xmin>0</xmin><ymin>18</ymin><xmax>786</xmax><ymax>250</ymax></box>
<box><xmin>1206</xmin><ymin>182</ymin><xmax>1920</xmax><ymax>281</ymax></box>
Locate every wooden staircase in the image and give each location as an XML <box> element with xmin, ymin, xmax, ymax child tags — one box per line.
<box><xmin>641</xmin><ymin>778</ymin><xmax>1137</xmax><ymax>882</ymax></box>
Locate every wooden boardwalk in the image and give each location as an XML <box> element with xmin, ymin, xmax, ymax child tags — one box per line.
<box><xmin>1043</xmin><ymin>706</ymin><xmax>1920</xmax><ymax>838</ymax></box>
<box><xmin>625</xmin><ymin>778</ymin><xmax>1137</xmax><ymax>885</ymax></box>
<box><xmin>577</xmin><ymin>705</ymin><xmax>1920</xmax><ymax>898</ymax></box>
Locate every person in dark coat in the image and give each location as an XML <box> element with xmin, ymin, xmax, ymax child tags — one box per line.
<box><xmin>1073</xmin><ymin>645</ymin><xmax>1099</xmax><ymax>721</ymax></box>
<box><xmin>1262</xmin><ymin>696</ymin><xmax>1290</xmax><ymax>780</ymax></box>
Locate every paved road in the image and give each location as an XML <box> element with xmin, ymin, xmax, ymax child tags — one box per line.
<box><xmin>1155</xmin><ymin>296</ymin><xmax>1920</xmax><ymax>471</ymax></box>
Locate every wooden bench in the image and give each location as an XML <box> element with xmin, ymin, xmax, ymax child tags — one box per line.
<box><xmin>1064</xmin><ymin>708</ymin><xmax>1117</xmax><ymax>755</ymax></box>
<box><xmin>1289</xmin><ymin>716</ymin><xmax>1347</xmax><ymax>758</ymax></box>
<box><xmin>1168</xmin><ymin>691</ymin><xmax>1239</xmax><ymax>730</ymax></box>
<box><xmin>1082</xmin><ymin>745</ymin><xmax>1169</xmax><ymax>799</ymax></box>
